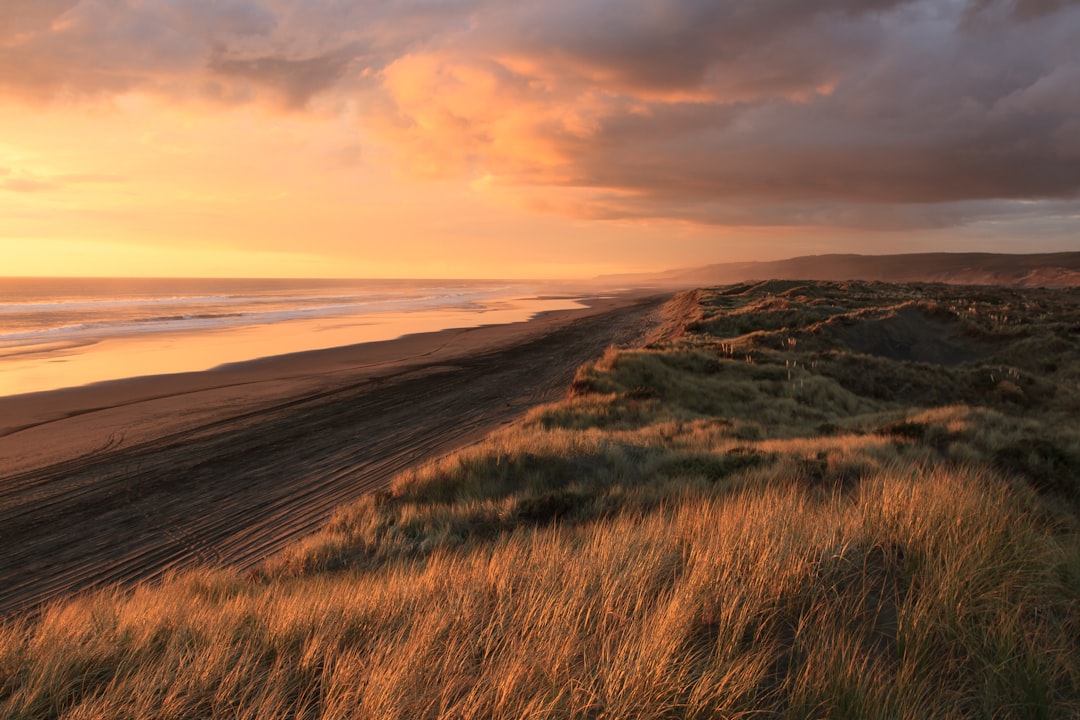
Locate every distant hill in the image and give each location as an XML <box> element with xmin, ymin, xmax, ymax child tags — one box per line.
<box><xmin>601</xmin><ymin>252</ymin><xmax>1080</xmax><ymax>288</ymax></box>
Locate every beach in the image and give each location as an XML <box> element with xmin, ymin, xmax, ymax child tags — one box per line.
<box><xmin>0</xmin><ymin>277</ymin><xmax>594</xmax><ymax>397</ymax></box>
<box><xmin>0</xmin><ymin>293</ymin><xmax>668</xmax><ymax>617</ymax></box>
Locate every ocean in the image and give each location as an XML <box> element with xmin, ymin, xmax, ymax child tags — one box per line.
<box><xmin>0</xmin><ymin>278</ymin><xmax>586</xmax><ymax>397</ymax></box>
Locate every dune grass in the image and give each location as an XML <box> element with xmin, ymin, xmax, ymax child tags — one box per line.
<box><xmin>2</xmin><ymin>280</ymin><xmax>1078</xmax><ymax>718</ymax></box>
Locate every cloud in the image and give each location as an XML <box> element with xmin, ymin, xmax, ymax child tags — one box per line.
<box><xmin>0</xmin><ymin>168</ymin><xmax>121</xmax><ymax>193</ymax></box>
<box><xmin>2</xmin><ymin>177</ymin><xmax>55</xmax><ymax>193</ymax></box>
<box><xmin>0</xmin><ymin>0</ymin><xmax>208</xmax><ymax>98</ymax></box>
<box><xmin>965</xmin><ymin>0</ymin><xmax>1073</xmax><ymax>22</ymax></box>
<box><xmin>474</xmin><ymin>0</ymin><xmax>910</xmax><ymax>100</ymax></box>
<box><xmin>0</xmin><ymin>0</ymin><xmax>81</xmax><ymax>35</ymax></box>
<box><xmin>2</xmin><ymin>0</ymin><xmax>1078</xmax><ymax>231</ymax></box>
<box><xmin>167</xmin><ymin>0</ymin><xmax>276</xmax><ymax>39</ymax></box>
<box><xmin>370</xmin><ymin>0</ymin><xmax>1080</xmax><ymax>228</ymax></box>
<box><xmin>207</xmin><ymin>45</ymin><xmax>361</xmax><ymax>108</ymax></box>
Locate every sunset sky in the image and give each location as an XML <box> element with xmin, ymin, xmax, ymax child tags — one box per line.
<box><xmin>2</xmin><ymin>0</ymin><xmax>1078</xmax><ymax>278</ymax></box>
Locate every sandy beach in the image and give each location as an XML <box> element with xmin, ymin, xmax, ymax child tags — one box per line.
<box><xmin>0</xmin><ymin>293</ymin><xmax>668</xmax><ymax>617</ymax></box>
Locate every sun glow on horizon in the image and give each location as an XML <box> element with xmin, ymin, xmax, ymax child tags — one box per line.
<box><xmin>2</xmin><ymin>1</ymin><xmax>1078</xmax><ymax>278</ymax></box>
<box><xmin>0</xmin><ymin>93</ymin><xmax>735</xmax><ymax>279</ymax></box>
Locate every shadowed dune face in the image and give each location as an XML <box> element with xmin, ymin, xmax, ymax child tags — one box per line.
<box><xmin>822</xmin><ymin>306</ymin><xmax>989</xmax><ymax>366</ymax></box>
<box><xmin>651</xmin><ymin>279</ymin><xmax>1078</xmax><ymax>411</ymax></box>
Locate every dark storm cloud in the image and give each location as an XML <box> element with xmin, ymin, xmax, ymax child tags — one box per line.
<box><xmin>454</xmin><ymin>0</ymin><xmax>1080</xmax><ymax>221</ymax></box>
<box><xmin>479</xmin><ymin>0</ymin><xmax>912</xmax><ymax>96</ymax></box>
<box><xmin>2</xmin><ymin>0</ymin><xmax>1078</xmax><ymax>230</ymax></box>
<box><xmin>966</xmin><ymin>0</ymin><xmax>1074</xmax><ymax>21</ymax></box>
<box><xmin>207</xmin><ymin>46</ymin><xmax>361</xmax><ymax>108</ymax></box>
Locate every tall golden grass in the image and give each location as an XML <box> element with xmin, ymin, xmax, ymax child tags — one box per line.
<box><xmin>2</xmin><ymin>280</ymin><xmax>1078</xmax><ymax>718</ymax></box>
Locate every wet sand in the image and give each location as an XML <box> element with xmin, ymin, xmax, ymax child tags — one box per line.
<box><xmin>0</xmin><ymin>293</ymin><xmax>669</xmax><ymax>617</ymax></box>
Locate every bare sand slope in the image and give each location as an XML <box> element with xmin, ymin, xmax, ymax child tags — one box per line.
<box><xmin>0</xmin><ymin>295</ymin><xmax>667</xmax><ymax>617</ymax></box>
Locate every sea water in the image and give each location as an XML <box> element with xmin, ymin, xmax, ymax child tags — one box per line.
<box><xmin>0</xmin><ymin>278</ymin><xmax>585</xmax><ymax>397</ymax></box>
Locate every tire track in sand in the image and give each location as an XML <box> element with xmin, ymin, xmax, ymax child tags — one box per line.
<box><xmin>0</xmin><ymin>297</ymin><xmax>666</xmax><ymax>617</ymax></box>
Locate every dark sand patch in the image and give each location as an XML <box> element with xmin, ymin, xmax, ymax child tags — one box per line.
<box><xmin>0</xmin><ymin>294</ymin><xmax>668</xmax><ymax>617</ymax></box>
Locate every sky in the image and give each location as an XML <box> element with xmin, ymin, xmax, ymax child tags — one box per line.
<box><xmin>1</xmin><ymin>0</ymin><xmax>1078</xmax><ymax>278</ymax></box>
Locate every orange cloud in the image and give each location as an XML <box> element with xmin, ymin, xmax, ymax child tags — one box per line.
<box><xmin>1</xmin><ymin>0</ymin><xmax>1079</xmax><ymax>273</ymax></box>
<box><xmin>378</xmin><ymin>52</ymin><xmax>598</xmax><ymax>180</ymax></box>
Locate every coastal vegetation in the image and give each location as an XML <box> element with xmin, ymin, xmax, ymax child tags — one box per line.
<box><xmin>2</xmin><ymin>280</ymin><xmax>1078</xmax><ymax>718</ymax></box>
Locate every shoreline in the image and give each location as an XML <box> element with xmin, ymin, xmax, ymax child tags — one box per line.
<box><xmin>0</xmin><ymin>291</ymin><xmax>592</xmax><ymax>399</ymax></box>
<box><xmin>0</xmin><ymin>294</ymin><xmax>646</xmax><ymax>475</ymax></box>
<box><xmin>0</xmin><ymin>292</ymin><xmax>669</xmax><ymax>617</ymax></box>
